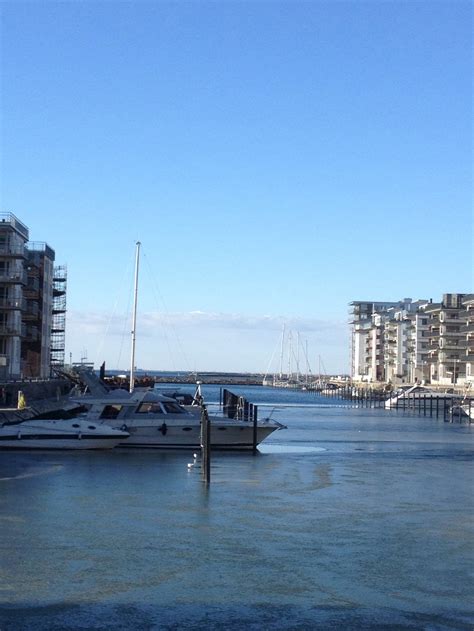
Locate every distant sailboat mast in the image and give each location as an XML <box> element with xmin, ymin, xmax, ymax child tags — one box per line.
<box><xmin>129</xmin><ymin>241</ymin><xmax>141</xmax><ymax>393</ymax></box>
<box><xmin>279</xmin><ymin>324</ymin><xmax>286</xmax><ymax>381</ymax></box>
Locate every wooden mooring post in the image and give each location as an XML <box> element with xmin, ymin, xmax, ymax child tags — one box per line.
<box><xmin>251</xmin><ymin>403</ymin><xmax>258</xmax><ymax>453</ymax></box>
<box><xmin>200</xmin><ymin>405</ymin><xmax>211</xmax><ymax>484</ymax></box>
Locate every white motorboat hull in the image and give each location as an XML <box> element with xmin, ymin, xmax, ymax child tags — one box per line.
<box><xmin>385</xmin><ymin>394</ymin><xmax>456</xmax><ymax>410</ymax></box>
<box><xmin>0</xmin><ymin>419</ymin><xmax>129</xmax><ymax>450</ymax></box>
<box><xmin>460</xmin><ymin>405</ymin><xmax>474</xmax><ymax>420</ymax></box>
<box><xmin>384</xmin><ymin>385</ymin><xmax>457</xmax><ymax>410</ymax></box>
<box><xmin>106</xmin><ymin>419</ymin><xmax>279</xmax><ymax>450</ymax></box>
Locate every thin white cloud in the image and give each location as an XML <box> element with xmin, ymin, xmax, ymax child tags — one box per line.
<box><xmin>67</xmin><ymin>309</ymin><xmax>346</xmax><ymax>335</ymax></box>
<box><xmin>66</xmin><ymin>309</ymin><xmax>349</xmax><ymax>373</ymax></box>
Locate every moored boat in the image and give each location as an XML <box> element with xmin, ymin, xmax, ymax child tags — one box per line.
<box><xmin>384</xmin><ymin>385</ymin><xmax>457</xmax><ymax>410</ymax></box>
<box><xmin>71</xmin><ymin>384</ymin><xmax>283</xmax><ymax>450</ymax></box>
<box><xmin>0</xmin><ymin>418</ymin><xmax>129</xmax><ymax>450</ymax></box>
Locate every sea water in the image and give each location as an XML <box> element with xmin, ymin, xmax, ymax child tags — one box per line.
<box><xmin>0</xmin><ymin>386</ymin><xmax>473</xmax><ymax>630</ymax></box>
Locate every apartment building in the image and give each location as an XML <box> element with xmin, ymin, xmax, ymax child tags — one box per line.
<box><xmin>464</xmin><ymin>295</ymin><xmax>474</xmax><ymax>382</ymax></box>
<box><xmin>0</xmin><ymin>213</ymin><xmax>66</xmax><ymax>379</ymax></box>
<box><xmin>383</xmin><ymin>300</ymin><xmax>430</xmax><ymax>384</ymax></box>
<box><xmin>424</xmin><ymin>294</ymin><xmax>468</xmax><ymax>386</ymax></box>
<box><xmin>406</xmin><ymin>308</ymin><xmax>431</xmax><ymax>383</ymax></box>
<box><xmin>22</xmin><ymin>243</ymin><xmax>56</xmax><ymax>377</ymax></box>
<box><xmin>350</xmin><ymin>294</ymin><xmax>471</xmax><ymax>386</ymax></box>
<box><xmin>350</xmin><ymin>301</ymin><xmax>400</xmax><ymax>382</ymax></box>
<box><xmin>0</xmin><ymin>214</ymin><xmax>29</xmax><ymax>379</ymax></box>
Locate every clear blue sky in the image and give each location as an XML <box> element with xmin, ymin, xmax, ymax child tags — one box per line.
<box><xmin>1</xmin><ymin>1</ymin><xmax>472</xmax><ymax>373</ymax></box>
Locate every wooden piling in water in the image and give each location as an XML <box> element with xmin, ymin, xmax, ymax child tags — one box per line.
<box><xmin>252</xmin><ymin>404</ymin><xmax>258</xmax><ymax>453</ymax></box>
<box><xmin>200</xmin><ymin>405</ymin><xmax>211</xmax><ymax>484</ymax></box>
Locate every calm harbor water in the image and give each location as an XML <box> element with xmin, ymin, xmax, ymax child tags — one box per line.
<box><xmin>0</xmin><ymin>385</ymin><xmax>473</xmax><ymax>630</ymax></box>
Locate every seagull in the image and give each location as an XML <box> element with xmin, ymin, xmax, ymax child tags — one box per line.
<box><xmin>193</xmin><ymin>453</ymin><xmax>198</xmax><ymax>459</ymax></box>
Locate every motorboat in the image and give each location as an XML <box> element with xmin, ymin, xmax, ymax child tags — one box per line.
<box><xmin>449</xmin><ymin>400</ymin><xmax>474</xmax><ymax>421</ymax></box>
<box><xmin>0</xmin><ymin>418</ymin><xmax>129</xmax><ymax>450</ymax></box>
<box><xmin>384</xmin><ymin>385</ymin><xmax>457</xmax><ymax>410</ymax></box>
<box><xmin>460</xmin><ymin>403</ymin><xmax>474</xmax><ymax>420</ymax></box>
<box><xmin>71</xmin><ymin>385</ymin><xmax>284</xmax><ymax>450</ymax></box>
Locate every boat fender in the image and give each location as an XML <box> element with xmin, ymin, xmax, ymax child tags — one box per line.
<box><xmin>121</xmin><ymin>424</ymin><xmax>128</xmax><ymax>432</ymax></box>
<box><xmin>159</xmin><ymin>422</ymin><xmax>168</xmax><ymax>436</ymax></box>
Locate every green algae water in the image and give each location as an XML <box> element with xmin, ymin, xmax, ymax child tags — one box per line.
<box><xmin>0</xmin><ymin>386</ymin><xmax>473</xmax><ymax>630</ymax></box>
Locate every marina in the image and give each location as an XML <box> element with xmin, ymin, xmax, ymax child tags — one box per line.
<box><xmin>0</xmin><ymin>385</ymin><xmax>473</xmax><ymax>630</ymax></box>
<box><xmin>1</xmin><ymin>3</ymin><xmax>471</xmax><ymax>629</ymax></box>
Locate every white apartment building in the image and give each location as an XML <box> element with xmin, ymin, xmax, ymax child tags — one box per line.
<box><xmin>464</xmin><ymin>295</ymin><xmax>474</xmax><ymax>384</ymax></box>
<box><xmin>350</xmin><ymin>295</ymin><xmax>470</xmax><ymax>386</ymax></box>
<box><xmin>383</xmin><ymin>300</ymin><xmax>430</xmax><ymax>385</ymax></box>
<box><xmin>424</xmin><ymin>294</ymin><xmax>469</xmax><ymax>387</ymax></box>
<box><xmin>350</xmin><ymin>301</ymin><xmax>400</xmax><ymax>382</ymax></box>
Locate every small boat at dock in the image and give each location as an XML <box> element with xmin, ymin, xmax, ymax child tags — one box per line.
<box><xmin>384</xmin><ymin>385</ymin><xmax>457</xmax><ymax>410</ymax></box>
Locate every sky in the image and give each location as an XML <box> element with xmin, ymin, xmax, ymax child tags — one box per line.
<box><xmin>0</xmin><ymin>1</ymin><xmax>472</xmax><ymax>374</ymax></box>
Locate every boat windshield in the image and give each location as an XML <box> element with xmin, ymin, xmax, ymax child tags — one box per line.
<box><xmin>136</xmin><ymin>403</ymin><xmax>163</xmax><ymax>414</ymax></box>
<box><xmin>99</xmin><ymin>405</ymin><xmax>123</xmax><ymax>420</ymax></box>
<box><xmin>162</xmin><ymin>401</ymin><xmax>185</xmax><ymax>414</ymax></box>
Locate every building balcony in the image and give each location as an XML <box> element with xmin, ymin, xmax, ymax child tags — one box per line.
<box><xmin>438</xmin><ymin>351</ymin><xmax>465</xmax><ymax>363</ymax></box>
<box><xmin>440</xmin><ymin>330</ymin><xmax>465</xmax><ymax>337</ymax></box>
<box><xmin>0</xmin><ymin>271</ymin><xmax>26</xmax><ymax>284</ymax></box>
<box><xmin>23</xmin><ymin>325</ymin><xmax>39</xmax><ymax>341</ymax></box>
<box><xmin>0</xmin><ymin>324</ymin><xmax>22</xmax><ymax>336</ymax></box>
<box><xmin>0</xmin><ymin>298</ymin><xmax>24</xmax><ymax>310</ymax></box>
<box><xmin>0</xmin><ymin>244</ymin><xmax>26</xmax><ymax>258</ymax></box>
<box><xmin>439</xmin><ymin>340</ymin><xmax>467</xmax><ymax>350</ymax></box>
<box><xmin>439</xmin><ymin>316</ymin><xmax>464</xmax><ymax>324</ymax></box>
<box><xmin>23</xmin><ymin>290</ymin><xmax>40</xmax><ymax>301</ymax></box>
<box><xmin>22</xmin><ymin>303</ymin><xmax>40</xmax><ymax>320</ymax></box>
<box><xmin>0</xmin><ymin>213</ymin><xmax>29</xmax><ymax>239</ymax></box>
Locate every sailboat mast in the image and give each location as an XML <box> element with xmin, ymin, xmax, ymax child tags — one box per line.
<box><xmin>129</xmin><ymin>241</ymin><xmax>141</xmax><ymax>393</ymax></box>
<box><xmin>279</xmin><ymin>324</ymin><xmax>285</xmax><ymax>380</ymax></box>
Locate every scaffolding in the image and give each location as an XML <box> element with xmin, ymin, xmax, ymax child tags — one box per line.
<box><xmin>51</xmin><ymin>265</ymin><xmax>67</xmax><ymax>368</ymax></box>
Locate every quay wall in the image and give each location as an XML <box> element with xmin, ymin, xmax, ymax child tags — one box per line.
<box><xmin>0</xmin><ymin>379</ymin><xmax>72</xmax><ymax>410</ymax></box>
<box><xmin>105</xmin><ymin>374</ymin><xmax>264</xmax><ymax>389</ymax></box>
